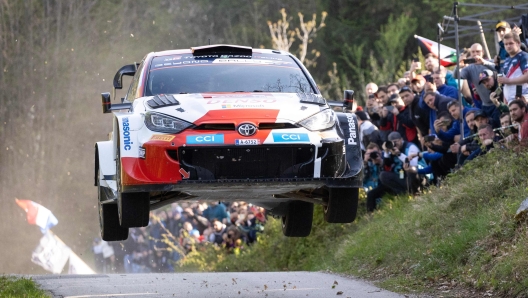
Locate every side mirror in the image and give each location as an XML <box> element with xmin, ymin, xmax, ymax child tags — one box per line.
<box><xmin>101</xmin><ymin>92</ymin><xmax>132</xmax><ymax>114</ymax></box>
<box><xmin>344</xmin><ymin>90</ymin><xmax>357</xmax><ymax>112</ymax></box>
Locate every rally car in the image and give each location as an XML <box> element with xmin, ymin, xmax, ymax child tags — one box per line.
<box><xmin>95</xmin><ymin>44</ymin><xmax>362</xmax><ymax>241</ymax></box>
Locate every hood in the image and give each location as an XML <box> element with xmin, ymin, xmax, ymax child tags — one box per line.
<box><xmin>139</xmin><ymin>92</ymin><xmax>325</xmax><ymax>125</ymax></box>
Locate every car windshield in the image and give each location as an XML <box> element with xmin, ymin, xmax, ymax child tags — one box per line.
<box><xmin>145</xmin><ymin>53</ymin><xmax>315</xmax><ymax>95</ymax></box>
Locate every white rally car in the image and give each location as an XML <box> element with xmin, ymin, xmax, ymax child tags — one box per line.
<box><xmin>95</xmin><ymin>45</ymin><xmax>362</xmax><ymax>241</ymax></box>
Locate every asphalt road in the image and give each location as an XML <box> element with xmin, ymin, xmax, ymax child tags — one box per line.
<box><xmin>33</xmin><ymin>271</ymin><xmax>406</xmax><ymax>298</ymax></box>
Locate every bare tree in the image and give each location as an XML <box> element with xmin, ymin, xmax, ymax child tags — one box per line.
<box><xmin>295</xmin><ymin>11</ymin><xmax>326</xmax><ymax>66</ymax></box>
<box><xmin>267</xmin><ymin>9</ymin><xmax>326</xmax><ymax>68</ymax></box>
<box><xmin>267</xmin><ymin>8</ymin><xmax>294</xmax><ymax>52</ymax></box>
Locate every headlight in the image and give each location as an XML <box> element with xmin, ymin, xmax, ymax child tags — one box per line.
<box><xmin>144</xmin><ymin>112</ymin><xmax>193</xmax><ymax>133</ymax></box>
<box><xmin>298</xmin><ymin>109</ymin><xmax>335</xmax><ymax>131</ymax></box>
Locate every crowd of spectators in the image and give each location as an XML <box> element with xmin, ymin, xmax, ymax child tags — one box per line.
<box><xmin>92</xmin><ymin>201</ymin><xmax>266</xmax><ymax>273</ymax></box>
<box><xmin>359</xmin><ymin>21</ymin><xmax>528</xmax><ymax>212</ymax></box>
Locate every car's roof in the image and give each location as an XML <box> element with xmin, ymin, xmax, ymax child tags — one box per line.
<box><xmin>149</xmin><ymin>45</ymin><xmax>291</xmax><ymax>58</ymax></box>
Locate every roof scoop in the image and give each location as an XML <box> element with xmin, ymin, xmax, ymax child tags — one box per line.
<box><xmin>191</xmin><ymin>44</ymin><xmax>252</xmax><ymax>56</ymax></box>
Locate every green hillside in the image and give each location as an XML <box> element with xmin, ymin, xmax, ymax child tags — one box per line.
<box><xmin>180</xmin><ymin>149</ymin><xmax>528</xmax><ymax>297</ymax></box>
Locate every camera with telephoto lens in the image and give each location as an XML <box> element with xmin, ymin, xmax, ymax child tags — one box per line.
<box><xmin>369</xmin><ymin>151</ymin><xmax>379</xmax><ymax>159</ymax></box>
<box><xmin>384</xmin><ymin>140</ymin><xmax>394</xmax><ymax>150</ymax></box>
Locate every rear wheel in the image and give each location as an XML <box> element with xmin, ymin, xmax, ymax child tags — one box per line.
<box><xmin>115</xmin><ymin>130</ymin><xmax>150</xmax><ymax>228</ymax></box>
<box><xmin>324</xmin><ymin>187</ymin><xmax>359</xmax><ymax>223</ymax></box>
<box><xmin>281</xmin><ymin>200</ymin><xmax>313</xmax><ymax>237</ymax></box>
<box><xmin>98</xmin><ymin>171</ymin><xmax>128</xmax><ymax>241</ymax></box>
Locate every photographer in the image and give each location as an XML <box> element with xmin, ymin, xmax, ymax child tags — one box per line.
<box><xmin>366</xmin><ymin>132</ymin><xmax>421</xmax><ymax>212</ymax></box>
<box><xmin>380</xmin><ymin>90</ymin><xmax>418</xmax><ymax>146</ymax></box>
<box><xmin>363</xmin><ymin>143</ymin><xmax>383</xmax><ymax>191</ymax></box>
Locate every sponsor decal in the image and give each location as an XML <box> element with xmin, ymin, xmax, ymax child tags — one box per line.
<box><xmin>345</xmin><ymin>114</ymin><xmax>358</xmax><ymax>145</ymax></box>
<box><xmin>150</xmin><ymin>135</ymin><xmax>175</xmax><ymax>142</ymax></box>
<box><xmin>206</xmin><ymin>98</ymin><xmax>276</xmax><ymax>104</ymax></box>
<box><xmin>235</xmin><ymin>139</ymin><xmax>260</xmax><ymax>145</ymax></box>
<box><xmin>272</xmin><ymin>133</ymin><xmax>310</xmax><ymax>142</ymax></box>
<box><xmin>164</xmin><ymin>56</ymin><xmax>182</xmax><ymax>61</ymax></box>
<box><xmin>222</xmin><ymin>104</ymin><xmax>265</xmax><ymax>108</ymax></box>
<box><xmin>122</xmin><ymin>117</ymin><xmax>133</xmax><ymax>150</ymax></box>
<box><xmin>186</xmin><ymin>134</ymin><xmax>224</xmax><ymax>144</ymax></box>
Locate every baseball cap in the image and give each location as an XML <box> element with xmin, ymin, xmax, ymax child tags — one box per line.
<box><xmin>496</xmin><ymin>21</ymin><xmax>511</xmax><ymax>31</ymax></box>
<box><xmin>473</xmin><ymin>109</ymin><xmax>486</xmax><ymax>119</ymax></box>
<box><xmin>388</xmin><ymin>131</ymin><xmax>402</xmax><ymax>141</ymax></box>
<box><xmin>478</xmin><ymin>69</ymin><xmax>494</xmax><ymax>85</ymax></box>
<box><xmin>411</xmin><ymin>75</ymin><xmax>426</xmax><ymax>83</ymax></box>
<box><xmin>399</xmin><ymin>86</ymin><xmax>413</xmax><ymax>94</ymax></box>
<box><xmin>355</xmin><ymin>111</ymin><xmax>370</xmax><ymax>121</ymax></box>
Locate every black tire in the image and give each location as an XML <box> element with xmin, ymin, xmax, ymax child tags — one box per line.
<box><xmin>118</xmin><ymin>191</ymin><xmax>150</xmax><ymax>228</ymax></box>
<box><xmin>115</xmin><ymin>127</ymin><xmax>150</xmax><ymax>228</ymax></box>
<box><xmin>281</xmin><ymin>200</ymin><xmax>313</xmax><ymax>237</ymax></box>
<box><xmin>98</xmin><ymin>173</ymin><xmax>128</xmax><ymax>241</ymax></box>
<box><xmin>324</xmin><ymin>187</ymin><xmax>359</xmax><ymax>223</ymax></box>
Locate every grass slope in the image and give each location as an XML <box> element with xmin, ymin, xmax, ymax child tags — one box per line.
<box><xmin>0</xmin><ymin>276</ymin><xmax>48</xmax><ymax>297</ymax></box>
<box><xmin>180</xmin><ymin>150</ymin><xmax>528</xmax><ymax>297</ymax></box>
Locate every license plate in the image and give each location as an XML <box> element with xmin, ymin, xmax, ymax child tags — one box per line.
<box><xmin>235</xmin><ymin>139</ymin><xmax>260</xmax><ymax>145</ymax></box>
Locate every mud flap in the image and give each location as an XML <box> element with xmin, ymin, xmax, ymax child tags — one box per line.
<box><xmin>326</xmin><ymin>113</ymin><xmax>363</xmax><ymax>187</ymax></box>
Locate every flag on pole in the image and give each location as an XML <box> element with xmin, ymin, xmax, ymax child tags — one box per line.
<box><xmin>31</xmin><ymin>232</ymin><xmax>70</xmax><ymax>274</ymax></box>
<box><xmin>414</xmin><ymin>35</ymin><xmax>457</xmax><ymax>67</ymax></box>
<box><xmin>15</xmin><ymin>199</ymin><xmax>59</xmax><ymax>233</ymax></box>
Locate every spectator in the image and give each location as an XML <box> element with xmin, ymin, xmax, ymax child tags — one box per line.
<box><xmin>387</xmin><ymin>83</ymin><xmax>400</xmax><ymax>96</ymax></box>
<box><xmin>356</xmin><ymin>111</ymin><xmax>381</xmax><ymax>151</ymax></box>
<box><xmin>474</xmin><ymin>109</ymin><xmax>491</xmax><ymax>128</ymax></box>
<box><xmin>376</xmin><ymin>86</ymin><xmax>390</xmax><ymax>106</ymax></box>
<box><xmin>363</xmin><ymin>143</ymin><xmax>383</xmax><ymax>191</ymax></box>
<box><xmin>365</xmin><ymin>82</ymin><xmax>378</xmax><ymax>95</ymax></box>
<box><xmin>366</xmin><ymin>132</ymin><xmax>421</xmax><ymax>212</ymax></box>
<box><xmin>422</xmin><ymin>91</ymin><xmax>452</xmax><ymax>134</ymax></box>
<box><xmin>454</xmin><ymin>43</ymin><xmax>499</xmax><ymax>125</ymax></box>
<box><xmin>380</xmin><ymin>91</ymin><xmax>418</xmax><ymax>146</ymax></box>
<box><xmin>463</xmin><ymin>124</ymin><xmax>502</xmax><ymax>161</ymax></box>
<box><xmin>497</xmin><ymin>32</ymin><xmax>528</xmax><ymax>103</ymax></box>
<box><xmin>442</xmin><ymin>100</ymin><xmax>476</xmax><ymax>141</ymax></box>
<box><xmin>92</xmin><ymin>237</ymin><xmax>105</xmax><ymax>273</ymax></box>
<box><xmin>432</xmin><ymin>66</ymin><xmax>458</xmax><ymax>99</ymax></box>
<box><xmin>496</xmin><ymin>21</ymin><xmax>523</xmax><ymax>63</ymax></box>
<box><xmin>202</xmin><ymin>201</ymin><xmax>229</xmax><ymax>224</ymax></box>
<box><xmin>509</xmin><ymin>99</ymin><xmax>528</xmax><ymax>145</ymax></box>
<box><xmin>208</xmin><ymin>219</ymin><xmax>227</xmax><ymax>245</ymax></box>
<box><xmin>410</xmin><ymin>75</ymin><xmax>426</xmax><ymax>95</ymax></box>
<box><xmin>433</xmin><ymin>111</ymin><xmax>455</xmax><ymax>144</ymax></box>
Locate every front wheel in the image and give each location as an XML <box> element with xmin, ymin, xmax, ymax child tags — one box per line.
<box><xmin>324</xmin><ymin>187</ymin><xmax>359</xmax><ymax>223</ymax></box>
<box><xmin>98</xmin><ymin>171</ymin><xmax>128</xmax><ymax>241</ymax></box>
<box><xmin>115</xmin><ymin>131</ymin><xmax>150</xmax><ymax>228</ymax></box>
<box><xmin>282</xmin><ymin>200</ymin><xmax>313</xmax><ymax>237</ymax></box>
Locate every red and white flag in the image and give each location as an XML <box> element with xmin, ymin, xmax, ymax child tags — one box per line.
<box><xmin>415</xmin><ymin>35</ymin><xmax>457</xmax><ymax>67</ymax></box>
<box><xmin>16</xmin><ymin>199</ymin><xmax>58</xmax><ymax>233</ymax></box>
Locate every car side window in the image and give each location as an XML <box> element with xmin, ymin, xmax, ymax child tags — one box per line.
<box><xmin>125</xmin><ymin>61</ymin><xmax>145</xmax><ymax>102</ymax></box>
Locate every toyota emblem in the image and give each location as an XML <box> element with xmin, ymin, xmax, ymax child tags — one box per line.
<box><xmin>237</xmin><ymin>123</ymin><xmax>257</xmax><ymax>137</ymax></box>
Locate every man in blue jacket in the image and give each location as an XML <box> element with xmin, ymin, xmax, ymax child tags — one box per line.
<box><xmin>432</xmin><ymin>66</ymin><xmax>458</xmax><ymax>99</ymax></box>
